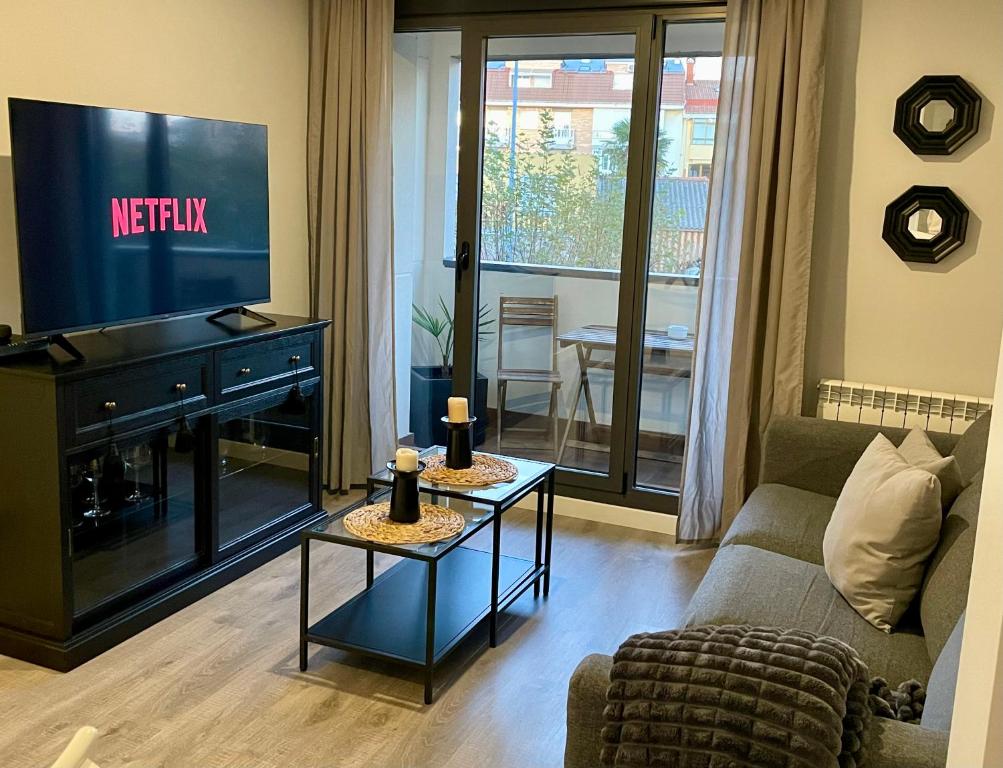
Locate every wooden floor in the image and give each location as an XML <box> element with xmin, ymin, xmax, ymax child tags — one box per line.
<box><xmin>0</xmin><ymin>495</ymin><xmax>711</xmax><ymax>768</ymax></box>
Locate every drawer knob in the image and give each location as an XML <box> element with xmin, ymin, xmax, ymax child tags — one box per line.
<box><xmin>238</xmin><ymin>367</ymin><xmax>252</xmax><ymax>377</ymax></box>
<box><xmin>174</xmin><ymin>382</ymin><xmax>188</xmax><ymax>394</ymax></box>
<box><xmin>289</xmin><ymin>355</ymin><xmax>301</xmax><ymax>364</ymax></box>
<box><xmin>103</xmin><ymin>401</ymin><xmax>118</xmax><ymax>412</ymax></box>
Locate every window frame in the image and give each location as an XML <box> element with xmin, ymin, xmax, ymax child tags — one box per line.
<box><xmin>393</xmin><ymin>6</ymin><xmax>727</xmax><ymax>514</ymax></box>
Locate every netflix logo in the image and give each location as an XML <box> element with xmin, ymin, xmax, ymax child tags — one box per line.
<box><xmin>111</xmin><ymin>197</ymin><xmax>207</xmax><ymax>238</ymax></box>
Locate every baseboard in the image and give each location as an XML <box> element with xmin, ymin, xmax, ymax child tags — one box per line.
<box><xmin>515</xmin><ymin>494</ymin><xmax>676</xmax><ymax>537</ymax></box>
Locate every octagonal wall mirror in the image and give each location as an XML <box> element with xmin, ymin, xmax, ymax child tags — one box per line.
<box><xmin>893</xmin><ymin>75</ymin><xmax>981</xmax><ymax>155</ymax></box>
<box><xmin>919</xmin><ymin>100</ymin><xmax>955</xmax><ymax>133</ymax></box>
<box><xmin>883</xmin><ymin>185</ymin><xmax>969</xmax><ymax>264</ymax></box>
<box><xmin>907</xmin><ymin>208</ymin><xmax>943</xmax><ymax>240</ymax></box>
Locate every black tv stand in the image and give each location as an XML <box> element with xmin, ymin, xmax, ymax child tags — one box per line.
<box><xmin>48</xmin><ymin>334</ymin><xmax>86</xmax><ymax>362</ymax></box>
<box><xmin>206</xmin><ymin>306</ymin><xmax>276</xmax><ymax>327</ymax></box>
<box><xmin>0</xmin><ymin>313</ymin><xmax>329</xmax><ymax>671</ymax></box>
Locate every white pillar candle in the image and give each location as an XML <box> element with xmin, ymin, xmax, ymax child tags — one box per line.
<box><xmin>447</xmin><ymin>396</ymin><xmax>469</xmax><ymax>423</ymax></box>
<box><xmin>395</xmin><ymin>447</ymin><xmax>419</xmax><ymax>472</ymax></box>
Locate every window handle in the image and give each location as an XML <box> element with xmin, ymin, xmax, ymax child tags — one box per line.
<box><xmin>455</xmin><ymin>241</ymin><xmax>470</xmax><ymax>291</ymax></box>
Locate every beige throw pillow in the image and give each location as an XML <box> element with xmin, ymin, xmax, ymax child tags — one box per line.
<box><xmin>897</xmin><ymin>428</ymin><xmax>964</xmax><ymax>508</ymax></box>
<box><xmin>823</xmin><ymin>433</ymin><xmax>943</xmax><ymax>632</ymax></box>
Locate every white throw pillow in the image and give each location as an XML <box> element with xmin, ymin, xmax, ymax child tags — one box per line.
<box><xmin>823</xmin><ymin>433</ymin><xmax>943</xmax><ymax>632</ymax></box>
<box><xmin>897</xmin><ymin>428</ymin><xmax>964</xmax><ymax>508</ymax></box>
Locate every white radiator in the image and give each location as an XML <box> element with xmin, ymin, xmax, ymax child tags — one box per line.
<box><xmin>816</xmin><ymin>379</ymin><xmax>992</xmax><ymax>435</ymax></box>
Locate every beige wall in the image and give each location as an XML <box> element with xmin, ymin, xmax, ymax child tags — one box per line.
<box><xmin>0</xmin><ymin>0</ymin><xmax>310</xmax><ymax>332</ymax></box>
<box><xmin>805</xmin><ymin>0</ymin><xmax>1003</xmax><ymax>411</ymax></box>
<box><xmin>949</xmin><ymin>329</ymin><xmax>1003</xmax><ymax>767</ymax></box>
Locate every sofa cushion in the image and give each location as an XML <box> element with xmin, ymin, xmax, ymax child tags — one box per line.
<box><xmin>951</xmin><ymin>410</ymin><xmax>991</xmax><ymax>483</ymax></box>
<box><xmin>919</xmin><ymin>471</ymin><xmax>982</xmax><ymax>662</ymax></box>
<box><xmin>897</xmin><ymin>428</ymin><xmax>964</xmax><ymax>508</ymax></box>
<box><xmin>565</xmin><ymin>654</ymin><xmax>614</xmax><ymax>768</ymax></box>
<box><xmin>823</xmin><ymin>433</ymin><xmax>943</xmax><ymax>632</ymax></box>
<box><xmin>721</xmin><ymin>483</ymin><xmax>835</xmax><ymax>565</ymax></box>
<box><xmin>866</xmin><ymin>718</ymin><xmax>949</xmax><ymax>768</ymax></box>
<box><xmin>760</xmin><ymin>416</ymin><xmax>958</xmax><ymax>499</ymax></box>
<box><xmin>922</xmin><ymin>613</ymin><xmax>964</xmax><ymax>732</ymax></box>
<box><xmin>683</xmin><ymin>544</ymin><xmax>932</xmax><ymax>685</ymax></box>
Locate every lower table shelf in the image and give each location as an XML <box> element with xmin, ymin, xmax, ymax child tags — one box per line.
<box><xmin>306</xmin><ymin>546</ymin><xmax>536</xmax><ymax>667</ymax></box>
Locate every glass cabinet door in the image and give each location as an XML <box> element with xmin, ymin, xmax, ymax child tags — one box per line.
<box><xmin>69</xmin><ymin>424</ymin><xmax>204</xmax><ymax>621</ymax></box>
<box><xmin>216</xmin><ymin>392</ymin><xmax>316</xmax><ymax>554</ymax></box>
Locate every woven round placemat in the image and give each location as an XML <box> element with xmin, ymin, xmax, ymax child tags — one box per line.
<box><xmin>343</xmin><ymin>502</ymin><xmax>465</xmax><ymax>544</ymax></box>
<box><xmin>420</xmin><ymin>453</ymin><xmax>518</xmax><ymax>486</ymax></box>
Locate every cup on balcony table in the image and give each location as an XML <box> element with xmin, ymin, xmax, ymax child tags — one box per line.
<box><xmin>667</xmin><ymin>324</ymin><xmax>689</xmax><ymax>341</ymax></box>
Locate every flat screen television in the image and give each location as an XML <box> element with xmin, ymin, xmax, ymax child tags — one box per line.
<box><xmin>8</xmin><ymin>98</ymin><xmax>270</xmax><ymax>338</ymax></box>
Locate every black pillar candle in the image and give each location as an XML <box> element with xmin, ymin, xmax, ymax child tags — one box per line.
<box><xmin>442</xmin><ymin>416</ymin><xmax>476</xmax><ymax>470</ymax></box>
<box><xmin>388</xmin><ymin>461</ymin><xmax>424</xmax><ymax>523</ymax></box>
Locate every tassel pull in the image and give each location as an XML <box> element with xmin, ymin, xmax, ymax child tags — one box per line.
<box><xmin>174</xmin><ymin>383</ymin><xmax>196</xmax><ymax>454</ymax></box>
<box><xmin>102</xmin><ymin>407</ymin><xmax>125</xmax><ymax>488</ymax></box>
<box><xmin>281</xmin><ymin>357</ymin><xmax>308</xmax><ymax>415</ymax></box>
<box><xmin>175</xmin><ymin>416</ymin><xmax>196</xmax><ymax>454</ymax></box>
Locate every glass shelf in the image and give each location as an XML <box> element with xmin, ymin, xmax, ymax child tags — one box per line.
<box><xmin>368</xmin><ymin>446</ymin><xmax>553</xmax><ymax>507</ymax></box>
<box><xmin>311</xmin><ymin>490</ymin><xmax>497</xmax><ymax>560</ymax></box>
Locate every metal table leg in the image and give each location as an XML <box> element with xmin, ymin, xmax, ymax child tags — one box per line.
<box><xmin>578</xmin><ymin>344</ymin><xmax>599</xmax><ymax>428</ymax></box>
<box><xmin>544</xmin><ymin>470</ymin><xmax>555</xmax><ymax>597</ymax></box>
<box><xmin>534</xmin><ymin>481</ymin><xmax>544</xmax><ymax>598</ymax></box>
<box><xmin>299</xmin><ymin>537</ymin><xmax>310</xmax><ymax>671</ymax></box>
<box><xmin>365</xmin><ymin>478</ymin><xmax>376</xmax><ymax>588</ymax></box>
<box><xmin>489</xmin><ymin>508</ymin><xmax>501</xmax><ymax>647</ymax></box>
<box><xmin>424</xmin><ymin>560</ymin><xmax>437</xmax><ymax>705</ymax></box>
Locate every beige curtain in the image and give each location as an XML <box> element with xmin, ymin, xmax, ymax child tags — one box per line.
<box><xmin>307</xmin><ymin>0</ymin><xmax>397</xmax><ymax>491</ymax></box>
<box><xmin>679</xmin><ymin>0</ymin><xmax>829</xmax><ymax>543</ymax></box>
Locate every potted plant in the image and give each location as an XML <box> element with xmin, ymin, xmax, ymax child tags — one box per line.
<box><xmin>410</xmin><ymin>297</ymin><xmax>493</xmax><ymax>447</ymax></box>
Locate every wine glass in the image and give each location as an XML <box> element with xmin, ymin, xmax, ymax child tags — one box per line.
<box><xmin>81</xmin><ymin>458</ymin><xmax>110</xmax><ymax>519</ymax></box>
<box><xmin>125</xmin><ymin>444</ymin><xmax>151</xmax><ymax>504</ymax></box>
<box><xmin>219</xmin><ymin>439</ymin><xmax>230</xmax><ymax>476</ymax></box>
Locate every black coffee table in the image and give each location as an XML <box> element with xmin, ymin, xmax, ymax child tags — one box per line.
<box><xmin>299</xmin><ymin>449</ymin><xmax>555</xmax><ymax>703</ymax></box>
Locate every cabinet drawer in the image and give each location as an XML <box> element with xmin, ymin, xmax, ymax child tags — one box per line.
<box><xmin>216</xmin><ymin>333</ymin><xmax>316</xmax><ymax>401</ymax></box>
<box><xmin>68</xmin><ymin>356</ymin><xmax>210</xmax><ymax>443</ymax></box>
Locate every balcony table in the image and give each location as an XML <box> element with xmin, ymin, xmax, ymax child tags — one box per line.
<box><xmin>556</xmin><ymin>324</ymin><xmax>694</xmax><ymax>439</ymax></box>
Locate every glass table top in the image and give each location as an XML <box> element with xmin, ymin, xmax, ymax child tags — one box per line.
<box><xmin>369</xmin><ymin>446</ymin><xmax>553</xmax><ymax>507</ymax></box>
<box><xmin>309</xmin><ymin>488</ymin><xmax>499</xmax><ymax>559</ymax></box>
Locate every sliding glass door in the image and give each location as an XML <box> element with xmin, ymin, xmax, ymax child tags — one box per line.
<box><xmin>630</xmin><ymin>21</ymin><xmax>724</xmax><ymax>494</ymax></box>
<box><xmin>392</xmin><ymin>7</ymin><xmax>726</xmax><ymax>511</ymax></box>
<box><xmin>469</xmin><ymin>26</ymin><xmax>649</xmax><ymax>493</ymax></box>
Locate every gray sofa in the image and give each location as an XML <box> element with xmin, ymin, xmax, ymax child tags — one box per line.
<box><xmin>565</xmin><ymin>413</ymin><xmax>990</xmax><ymax>768</ymax></box>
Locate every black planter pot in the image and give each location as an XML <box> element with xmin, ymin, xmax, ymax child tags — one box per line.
<box><xmin>409</xmin><ymin>366</ymin><xmax>489</xmax><ymax>448</ymax></box>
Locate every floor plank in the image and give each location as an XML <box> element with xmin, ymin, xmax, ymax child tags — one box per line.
<box><xmin>0</xmin><ymin>497</ymin><xmax>711</xmax><ymax>768</ymax></box>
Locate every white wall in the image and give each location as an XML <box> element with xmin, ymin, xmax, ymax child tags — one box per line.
<box><xmin>0</xmin><ymin>0</ymin><xmax>311</xmax><ymax>331</ymax></box>
<box><xmin>805</xmin><ymin>0</ymin><xmax>1003</xmax><ymax>411</ymax></box>
<box><xmin>949</xmin><ymin>328</ymin><xmax>1003</xmax><ymax>766</ymax></box>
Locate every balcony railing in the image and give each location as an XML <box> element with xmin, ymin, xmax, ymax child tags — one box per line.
<box><xmin>487</xmin><ymin>126</ymin><xmax>576</xmax><ymax>149</ymax></box>
<box><xmin>487</xmin><ymin>127</ymin><xmax>511</xmax><ymax>146</ymax></box>
<box><xmin>547</xmin><ymin>126</ymin><xmax>575</xmax><ymax>149</ymax></box>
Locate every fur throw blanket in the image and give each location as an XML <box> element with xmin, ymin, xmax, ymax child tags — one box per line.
<box><xmin>601</xmin><ymin>626</ymin><xmax>872</xmax><ymax>768</ymax></box>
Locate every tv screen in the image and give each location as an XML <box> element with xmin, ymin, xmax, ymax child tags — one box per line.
<box><xmin>8</xmin><ymin>98</ymin><xmax>270</xmax><ymax>337</ymax></box>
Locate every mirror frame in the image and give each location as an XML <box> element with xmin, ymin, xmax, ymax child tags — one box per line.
<box><xmin>893</xmin><ymin>75</ymin><xmax>981</xmax><ymax>155</ymax></box>
<box><xmin>882</xmin><ymin>185</ymin><xmax>969</xmax><ymax>264</ymax></box>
